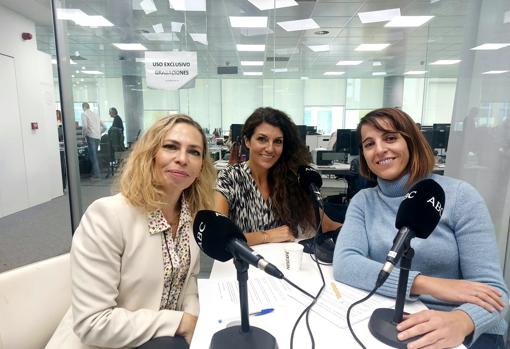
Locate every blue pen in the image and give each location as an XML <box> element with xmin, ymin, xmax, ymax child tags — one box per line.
<box><xmin>218</xmin><ymin>308</ymin><xmax>274</xmax><ymax>323</ymax></box>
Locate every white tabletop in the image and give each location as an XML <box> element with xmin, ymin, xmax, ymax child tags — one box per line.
<box><xmin>191</xmin><ymin>242</ymin><xmax>464</xmax><ymax>349</ymax></box>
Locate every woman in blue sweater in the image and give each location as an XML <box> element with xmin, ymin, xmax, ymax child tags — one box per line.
<box><xmin>333</xmin><ymin>108</ymin><xmax>508</xmax><ymax>349</ymax></box>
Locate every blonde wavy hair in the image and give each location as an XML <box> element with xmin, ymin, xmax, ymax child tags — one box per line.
<box><xmin>119</xmin><ymin>114</ymin><xmax>216</xmax><ymax>213</ymax></box>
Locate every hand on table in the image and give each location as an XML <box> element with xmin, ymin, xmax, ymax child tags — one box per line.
<box><xmin>397</xmin><ymin>310</ymin><xmax>474</xmax><ymax>349</ymax></box>
<box><xmin>414</xmin><ymin>276</ymin><xmax>505</xmax><ymax>313</ymax></box>
<box><xmin>266</xmin><ymin>225</ymin><xmax>295</xmax><ymax>243</ymax></box>
<box><xmin>176</xmin><ymin>312</ymin><xmax>198</xmax><ymax>344</ymax></box>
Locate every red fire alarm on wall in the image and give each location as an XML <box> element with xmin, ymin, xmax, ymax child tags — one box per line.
<box><xmin>22</xmin><ymin>32</ymin><xmax>33</xmax><ymax>41</ymax></box>
<box><xmin>31</xmin><ymin>122</ymin><xmax>39</xmax><ymax>130</ymax></box>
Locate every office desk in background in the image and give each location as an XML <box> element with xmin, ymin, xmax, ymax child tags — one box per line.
<box><xmin>191</xmin><ymin>243</ymin><xmax>464</xmax><ymax>349</ymax></box>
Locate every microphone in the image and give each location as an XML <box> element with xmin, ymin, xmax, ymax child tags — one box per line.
<box><xmin>297</xmin><ymin>165</ymin><xmax>323</xmax><ymax>208</ymax></box>
<box><xmin>376</xmin><ymin>178</ymin><xmax>445</xmax><ymax>287</ymax></box>
<box><xmin>193</xmin><ymin>210</ymin><xmax>284</xmax><ymax>279</ymax></box>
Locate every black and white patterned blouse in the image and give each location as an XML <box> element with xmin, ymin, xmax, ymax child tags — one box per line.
<box><xmin>216</xmin><ymin>162</ymin><xmax>282</xmax><ymax>234</ymax></box>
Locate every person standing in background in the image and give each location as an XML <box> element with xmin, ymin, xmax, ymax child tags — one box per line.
<box><xmin>108</xmin><ymin>107</ymin><xmax>125</xmax><ymax>151</ymax></box>
<box><xmin>109</xmin><ymin>107</ymin><xmax>124</xmax><ymax>132</ymax></box>
<box><xmin>81</xmin><ymin>102</ymin><xmax>105</xmax><ymax>179</ymax></box>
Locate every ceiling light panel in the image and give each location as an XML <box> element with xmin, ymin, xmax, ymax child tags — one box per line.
<box><xmin>113</xmin><ymin>43</ymin><xmax>147</xmax><ymax>50</ymax></box>
<box><xmin>355</xmin><ymin>44</ymin><xmax>390</xmax><ymax>51</ymax></box>
<box><xmin>75</xmin><ymin>15</ymin><xmax>114</xmax><ymax>27</ymax></box>
<box><xmin>278</xmin><ymin>19</ymin><xmax>319</xmax><ymax>32</ymax></box>
<box><xmin>248</xmin><ymin>0</ymin><xmax>298</xmax><ymax>11</ymax></box>
<box><xmin>471</xmin><ymin>43</ymin><xmax>510</xmax><ymax>50</ymax></box>
<box><xmin>307</xmin><ymin>45</ymin><xmax>329</xmax><ymax>52</ymax></box>
<box><xmin>140</xmin><ymin>0</ymin><xmax>157</xmax><ymax>14</ymax></box>
<box><xmin>243</xmin><ymin>72</ymin><xmax>263</xmax><ymax>76</ymax></box>
<box><xmin>358</xmin><ymin>8</ymin><xmax>401</xmax><ymax>24</ymax></box>
<box><xmin>372</xmin><ymin>72</ymin><xmax>387</xmax><ymax>76</ymax></box>
<box><xmin>324</xmin><ymin>72</ymin><xmax>345</xmax><ymax>76</ymax></box>
<box><xmin>56</xmin><ymin>8</ymin><xmax>86</xmax><ymax>20</ymax></box>
<box><xmin>385</xmin><ymin>16</ymin><xmax>434</xmax><ymax>27</ymax></box>
<box><xmin>81</xmin><ymin>70</ymin><xmax>104</xmax><ymax>75</ymax></box>
<box><xmin>336</xmin><ymin>60</ymin><xmax>363</xmax><ymax>66</ymax></box>
<box><xmin>152</xmin><ymin>23</ymin><xmax>164</xmax><ymax>33</ymax></box>
<box><xmin>482</xmin><ymin>70</ymin><xmax>509</xmax><ymax>74</ymax></box>
<box><xmin>430</xmin><ymin>60</ymin><xmax>461</xmax><ymax>65</ymax></box>
<box><xmin>169</xmin><ymin>0</ymin><xmax>206</xmax><ymax>11</ymax></box>
<box><xmin>241</xmin><ymin>61</ymin><xmax>264</xmax><ymax>66</ymax></box>
<box><xmin>405</xmin><ymin>70</ymin><xmax>427</xmax><ymax>75</ymax></box>
<box><xmin>236</xmin><ymin>44</ymin><xmax>265</xmax><ymax>51</ymax></box>
<box><xmin>190</xmin><ymin>33</ymin><xmax>207</xmax><ymax>45</ymax></box>
<box><xmin>171</xmin><ymin>22</ymin><xmax>184</xmax><ymax>32</ymax></box>
<box><xmin>373</xmin><ymin>61</ymin><xmax>382</xmax><ymax>66</ymax></box>
<box><xmin>271</xmin><ymin>68</ymin><xmax>288</xmax><ymax>73</ymax></box>
<box><xmin>230</xmin><ymin>16</ymin><xmax>268</xmax><ymax>28</ymax></box>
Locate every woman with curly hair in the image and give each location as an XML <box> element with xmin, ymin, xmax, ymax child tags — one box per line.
<box><xmin>47</xmin><ymin>114</ymin><xmax>216</xmax><ymax>349</ymax></box>
<box><xmin>215</xmin><ymin>107</ymin><xmax>342</xmax><ymax>246</ymax></box>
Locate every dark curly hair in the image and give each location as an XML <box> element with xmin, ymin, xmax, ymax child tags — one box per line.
<box><xmin>242</xmin><ymin>107</ymin><xmax>315</xmax><ymax>235</ymax></box>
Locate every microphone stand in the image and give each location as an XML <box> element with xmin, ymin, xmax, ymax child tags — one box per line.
<box><xmin>210</xmin><ymin>257</ymin><xmax>278</xmax><ymax>349</ymax></box>
<box><xmin>369</xmin><ymin>241</ymin><xmax>416</xmax><ymax>348</ymax></box>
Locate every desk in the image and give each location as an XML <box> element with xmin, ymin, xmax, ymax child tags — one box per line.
<box><xmin>315</xmin><ymin>163</ymin><xmax>351</xmax><ymax>176</ymax></box>
<box><xmin>191</xmin><ymin>243</ymin><xmax>464</xmax><ymax>349</ymax></box>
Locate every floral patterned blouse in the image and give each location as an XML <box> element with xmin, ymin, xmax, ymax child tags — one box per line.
<box><xmin>147</xmin><ymin>197</ymin><xmax>192</xmax><ymax>310</ymax></box>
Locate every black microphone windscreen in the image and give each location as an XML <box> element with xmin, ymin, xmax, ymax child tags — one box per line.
<box><xmin>193</xmin><ymin>210</ymin><xmax>246</xmax><ymax>262</ymax></box>
<box><xmin>395</xmin><ymin>179</ymin><xmax>445</xmax><ymax>239</ymax></box>
<box><xmin>298</xmin><ymin>165</ymin><xmax>323</xmax><ymax>189</ymax></box>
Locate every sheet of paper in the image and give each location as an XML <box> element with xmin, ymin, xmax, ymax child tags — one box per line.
<box><xmin>199</xmin><ymin>277</ymin><xmax>292</xmax><ymax>314</ymax></box>
<box><xmin>287</xmin><ymin>280</ymin><xmax>395</xmax><ymax>328</ymax></box>
<box><xmin>199</xmin><ymin>277</ymin><xmax>395</xmax><ymax>329</ymax></box>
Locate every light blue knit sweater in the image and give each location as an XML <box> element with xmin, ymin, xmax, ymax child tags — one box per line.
<box><xmin>333</xmin><ymin>173</ymin><xmax>508</xmax><ymax>345</ymax></box>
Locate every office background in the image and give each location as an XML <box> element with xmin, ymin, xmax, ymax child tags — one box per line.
<box><xmin>0</xmin><ymin>0</ymin><xmax>509</xmax><ymax>295</ymax></box>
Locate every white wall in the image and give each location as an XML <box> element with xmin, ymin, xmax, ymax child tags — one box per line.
<box><xmin>402</xmin><ymin>78</ymin><xmax>425</xmax><ymax>122</ymax></box>
<box><xmin>0</xmin><ymin>54</ymin><xmax>29</xmax><ymax>217</ymax></box>
<box><xmin>0</xmin><ymin>4</ymin><xmax>61</xmax><ymax>218</ymax></box>
<box><xmin>402</xmin><ymin>78</ymin><xmax>457</xmax><ymax>124</ymax></box>
<box><xmin>422</xmin><ymin>78</ymin><xmax>457</xmax><ymax>125</ymax></box>
<box><xmin>346</xmin><ymin>78</ymin><xmax>384</xmax><ymax>110</ymax></box>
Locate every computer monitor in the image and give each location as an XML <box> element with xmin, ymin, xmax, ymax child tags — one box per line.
<box><xmin>335</xmin><ymin>129</ymin><xmax>352</xmax><ymax>153</ymax></box>
<box><xmin>316</xmin><ymin>151</ymin><xmax>346</xmax><ymax>165</ymax></box>
<box><xmin>296</xmin><ymin>125</ymin><xmax>307</xmax><ymax>145</ymax></box>
<box><xmin>349</xmin><ymin>129</ymin><xmax>360</xmax><ymax>156</ymax></box>
<box><xmin>306</xmin><ymin>125</ymin><xmax>318</xmax><ymax>135</ymax></box>
<box><xmin>432</xmin><ymin>123</ymin><xmax>450</xmax><ymax>149</ymax></box>
<box><xmin>230</xmin><ymin>124</ymin><xmax>243</xmax><ymax>143</ymax></box>
<box><xmin>420</xmin><ymin>126</ymin><xmax>434</xmax><ymax>148</ymax></box>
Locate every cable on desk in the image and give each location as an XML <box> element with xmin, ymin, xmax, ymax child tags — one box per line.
<box><xmin>346</xmin><ymin>284</ymin><xmax>380</xmax><ymax>349</ymax></box>
<box><xmin>283</xmin><ymin>277</ymin><xmax>314</xmax><ymax>299</ymax></box>
<box><xmin>289</xmin><ymin>210</ymin><xmax>327</xmax><ymax>349</ymax></box>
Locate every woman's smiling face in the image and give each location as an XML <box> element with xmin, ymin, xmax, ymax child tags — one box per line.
<box><xmin>360</xmin><ymin>118</ymin><xmax>410</xmax><ymax>181</ymax></box>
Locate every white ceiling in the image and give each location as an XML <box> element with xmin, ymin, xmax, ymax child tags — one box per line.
<box><xmin>3</xmin><ymin>0</ymin><xmax>509</xmax><ymax>79</ymax></box>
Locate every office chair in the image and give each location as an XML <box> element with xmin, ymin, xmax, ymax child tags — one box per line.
<box><xmin>108</xmin><ymin>127</ymin><xmax>128</xmax><ymax>175</ymax></box>
<box><xmin>323</xmin><ymin>158</ymin><xmax>376</xmax><ymax>222</ymax></box>
<box><xmin>98</xmin><ymin>134</ymin><xmax>114</xmax><ymax>178</ymax></box>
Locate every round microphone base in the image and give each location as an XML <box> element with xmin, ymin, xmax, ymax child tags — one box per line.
<box><xmin>368</xmin><ymin>308</ymin><xmax>418</xmax><ymax>349</ymax></box>
<box><xmin>210</xmin><ymin>325</ymin><xmax>278</xmax><ymax>349</ymax></box>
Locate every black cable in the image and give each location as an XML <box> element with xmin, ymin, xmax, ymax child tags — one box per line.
<box><xmin>289</xmin><ymin>208</ymin><xmax>326</xmax><ymax>349</ymax></box>
<box><xmin>283</xmin><ymin>277</ymin><xmax>315</xmax><ymax>299</ymax></box>
<box><xmin>346</xmin><ymin>285</ymin><xmax>380</xmax><ymax>349</ymax></box>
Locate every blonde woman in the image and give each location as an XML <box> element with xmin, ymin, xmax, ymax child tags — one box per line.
<box><xmin>47</xmin><ymin>114</ymin><xmax>216</xmax><ymax>349</ymax></box>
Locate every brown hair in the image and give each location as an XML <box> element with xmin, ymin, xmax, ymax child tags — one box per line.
<box><xmin>119</xmin><ymin>114</ymin><xmax>216</xmax><ymax>213</ymax></box>
<box><xmin>357</xmin><ymin>108</ymin><xmax>435</xmax><ymax>188</ymax></box>
<box><xmin>242</xmin><ymin>107</ymin><xmax>315</xmax><ymax>235</ymax></box>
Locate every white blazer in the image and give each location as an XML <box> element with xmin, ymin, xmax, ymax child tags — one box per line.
<box><xmin>46</xmin><ymin>194</ymin><xmax>200</xmax><ymax>349</ymax></box>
